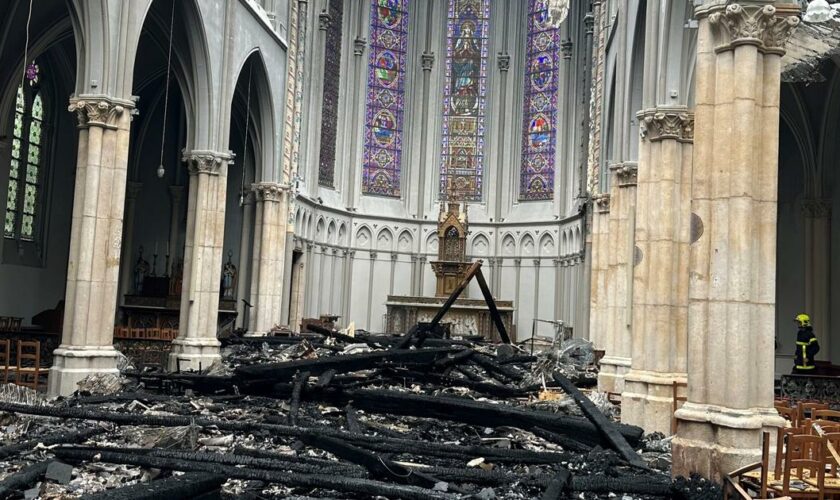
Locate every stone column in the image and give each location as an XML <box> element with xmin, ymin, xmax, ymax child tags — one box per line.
<box><xmin>802</xmin><ymin>199</ymin><xmax>831</xmax><ymax>358</ymax></box>
<box><xmin>622</xmin><ymin>108</ymin><xmax>694</xmax><ymax>434</ymax></box>
<box><xmin>118</xmin><ymin>181</ymin><xmax>143</xmax><ymax>299</ymax></box>
<box><xmin>672</xmin><ymin>2</ymin><xmax>799</xmax><ymax>480</ymax></box>
<box><xmin>49</xmin><ymin>96</ymin><xmax>134</xmax><ymax>396</ymax></box>
<box><xmin>598</xmin><ymin>163</ymin><xmax>637</xmax><ymax>394</ymax></box>
<box><xmin>168</xmin><ymin>151</ymin><xmax>234</xmax><ymax>372</ymax></box>
<box><xmin>588</xmin><ymin>195</ymin><xmax>611</xmax><ymax>351</ymax></box>
<box><xmin>249</xmin><ymin>182</ymin><xmax>288</xmax><ymax>334</ymax></box>
<box><xmin>235</xmin><ymin>190</ymin><xmax>255</xmax><ymax>329</ymax></box>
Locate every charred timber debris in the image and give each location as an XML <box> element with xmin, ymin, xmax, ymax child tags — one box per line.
<box><xmin>0</xmin><ymin>329</ymin><xmax>718</xmax><ymax>499</ymax></box>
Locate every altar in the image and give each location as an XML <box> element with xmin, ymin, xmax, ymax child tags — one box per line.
<box><xmin>385</xmin><ymin>201</ymin><xmax>516</xmax><ymax>342</ymax></box>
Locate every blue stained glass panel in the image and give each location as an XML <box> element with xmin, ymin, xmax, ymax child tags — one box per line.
<box><xmin>362</xmin><ymin>0</ymin><xmax>410</xmax><ymax>197</ymax></box>
<box><xmin>519</xmin><ymin>0</ymin><xmax>560</xmax><ymax>201</ymax></box>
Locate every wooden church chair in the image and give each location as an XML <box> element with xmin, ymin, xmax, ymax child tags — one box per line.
<box><xmin>778</xmin><ymin>406</ymin><xmax>799</xmax><ymax>427</ymax></box>
<box><xmin>726</xmin><ymin>432</ymin><xmax>770</xmax><ymax>499</ymax></box>
<box><xmin>0</xmin><ymin>339</ymin><xmax>9</xmax><ymax>383</ymax></box>
<box><xmin>12</xmin><ymin>340</ymin><xmax>41</xmax><ymax>390</ymax></box>
<box><xmin>769</xmin><ymin>434</ymin><xmax>825</xmax><ymax>500</ymax></box>
<box><xmin>800</xmin><ymin>403</ymin><xmax>830</xmax><ymax>425</ymax></box>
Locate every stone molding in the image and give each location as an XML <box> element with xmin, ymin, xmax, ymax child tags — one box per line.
<box><xmin>252</xmin><ymin>181</ymin><xmax>288</xmax><ymax>202</ymax></box>
<box><xmin>561</xmin><ymin>39</ymin><xmax>573</xmax><ymax>60</ymax></box>
<box><xmin>126</xmin><ymin>181</ymin><xmax>143</xmax><ymax>200</ymax></box>
<box><xmin>703</xmin><ymin>3</ymin><xmax>800</xmax><ymax>54</ymax></box>
<box><xmin>68</xmin><ymin>96</ymin><xmax>133</xmax><ymax>129</ymax></box>
<box><xmin>318</xmin><ymin>11</ymin><xmax>330</xmax><ymax>31</ymax></box>
<box><xmin>802</xmin><ymin>199</ymin><xmax>832</xmax><ymax>218</ymax></box>
<box><xmin>610</xmin><ymin>162</ymin><xmax>638</xmax><ymax>187</ymax></box>
<box><xmin>353</xmin><ymin>37</ymin><xmax>366</xmax><ymax>56</ymax></box>
<box><xmin>497</xmin><ymin>53</ymin><xmax>510</xmax><ymax>72</ymax></box>
<box><xmin>638</xmin><ymin>108</ymin><xmax>695</xmax><ymax>143</ymax></box>
<box><xmin>182</xmin><ymin>150</ymin><xmax>234</xmax><ymax>176</ymax></box>
<box><xmin>421</xmin><ymin>52</ymin><xmax>435</xmax><ymax>71</ymax></box>
<box><xmin>593</xmin><ymin>193</ymin><xmax>611</xmax><ymax>213</ymax></box>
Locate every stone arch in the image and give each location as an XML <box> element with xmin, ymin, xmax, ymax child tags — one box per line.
<box><xmin>338</xmin><ymin>223</ymin><xmax>348</xmax><ymax>246</ymax></box>
<box><xmin>574</xmin><ymin>227</ymin><xmax>582</xmax><ymax>253</ymax></box>
<box><xmin>502</xmin><ymin>234</ymin><xmax>516</xmax><ymax>256</ymax></box>
<box><xmin>471</xmin><ymin>233</ymin><xmax>490</xmax><ymax>256</ymax></box>
<box><xmin>520</xmin><ymin>234</ymin><xmax>536</xmax><ymax>257</ymax></box>
<box><xmin>426</xmin><ymin>231</ymin><xmax>439</xmax><ymax>255</ymax></box>
<box><xmin>228</xmin><ymin>50</ymin><xmax>275</xmax><ymax>182</ymax></box>
<box><xmin>327</xmin><ymin>220</ymin><xmax>337</xmax><ymax>245</ymax></box>
<box><xmin>376</xmin><ymin>228</ymin><xmax>394</xmax><ymax>252</ymax></box>
<box><xmin>539</xmin><ymin>233</ymin><xmax>555</xmax><ymax>257</ymax></box>
<box><xmin>397</xmin><ymin>230</ymin><xmax>413</xmax><ymax>252</ymax></box>
<box><xmin>356</xmin><ymin>226</ymin><xmax>373</xmax><ymax>249</ymax></box>
<box><xmin>315</xmin><ymin>217</ymin><xmax>326</xmax><ymax>243</ymax></box>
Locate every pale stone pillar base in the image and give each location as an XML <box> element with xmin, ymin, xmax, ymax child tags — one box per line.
<box><xmin>598</xmin><ymin>355</ymin><xmax>630</xmax><ymax>394</ymax></box>
<box><xmin>672</xmin><ymin>403</ymin><xmax>784</xmax><ymax>481</ymax></box>
<box><xmin>622</xmin><ymin>369</ymin><xmax>687</xmax><ymax>434</ymax></box>
<box><xmin>48</xmin><ymin>346</ymin><xmax>120</xmax><ymax>396</ymax></box>
<box><xmin>168</xmin><ymin>338</ymin><xmax>222</xmax><ymax>372</ymax></box>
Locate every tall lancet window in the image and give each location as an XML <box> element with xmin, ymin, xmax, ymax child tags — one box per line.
<box><xmin>318</xmin><ymin>0</ymin><xmax>344</xmax><ymax>188</ymax></box>
<box><xmin>5</xmin><ymin>66</ymin><xmax>46</xmax><ymax>242</ymax></box>
<box><xmin>440</xmin><ymin>0</ymin><xmax>490</xmax><ymax>202</ymax></box>
<box><xmin>520</xmin><ymin>0</ymin><xmax>560</xmax><ymax>201</ymax></box>
<box><xmin>362</xmin><ymin>0</ymin><xmax>410</xmax><ymax>198</ymax></box>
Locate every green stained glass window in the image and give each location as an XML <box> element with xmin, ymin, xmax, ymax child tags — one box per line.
<box><xmin>5</xmin><ymin>79</ymin><xmax>46</xmax><ymax>242</ymax></box>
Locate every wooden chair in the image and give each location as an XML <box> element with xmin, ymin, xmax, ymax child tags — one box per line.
<box><xmin>671</xmin><ymin>380</ymin><xmax>688</xmax><ymax>435</ymax></box>
<box><xmin>799</xmin><ymin>403</ymin><xmax>830</xmax><ymax>424</ymax></box>
<box><xmin>769</xmin><ymin>434</ymin><xmax>825</xmax><ymax>500</ymax></box>
<box><xmin>820</xmin><ymin>431</ymin><xmax>840</xmax><ymax>497</ymax></box>
<box><xmin>778</xmin><ymin>406</ymin><xmax>799</xmax><ymax>428</ymax></box>
<box><xmin>726</xmin><ymin>432</ymin><xmax>771</xmax><ymax>499</ymax></box>
<box><xmin>814</xmin><ymin>409</ymin><xmax>840</xmax><ymax>423</ymax></box>
<box><xmin>0</xmin><ymin>339</ymin><xmax>10</xmax><ymax>384</ymax></box>
<box><xmin>775</xmin><ymin>426</ymin><xmax>808</xmax><ymax>480</ymax></box>
<box><xmin>12</xmin><ymin>340</ymin><xmax>41</xmax><ymax>390</ymax></box>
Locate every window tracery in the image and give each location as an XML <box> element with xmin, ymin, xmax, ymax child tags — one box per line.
<box><xmin>520</xmin><ymin>0</ymin><xmax>560</xmax><ymax>201</ymax></box>
<box><xmin>5</xmin><ymin>70</ymin><xmax>45</xmax><ymax>242</ymax></box>
<box><xmin>362</xmin><ymin>0</ymin><xmax>410</xmax><ymax>198</ymax></box>
<box><xmin>440</xmin><ymin>0</ymin><xmax>490</xmax><ymax>202</ymax></box>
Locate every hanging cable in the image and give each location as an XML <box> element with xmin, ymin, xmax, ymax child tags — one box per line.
<box><xmin>239</xmin><ymin>62</ymin><xmax>253</xmax><ymax>206</ymax></box>
<box><xmin>19</xmin><ymin>0</ymin><xmax>34</xmax><ymax>89</ymax></box>
<box><xmin>157</xmin><ymin>0</ymin><xmax>176</xmax><ymax>179</ymax></box>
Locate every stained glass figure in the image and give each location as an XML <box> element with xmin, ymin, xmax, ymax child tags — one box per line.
<box><xmin>440</xmin><ymin>0</ymin><xmax>490</xmax><ymax>202</ymax></box>
<box><xmin>5</xmin><ymin>80</ymin><xmax>44</xmax><ymax>241</ymax></box>
<box><xmin>362</xmin><ymin>0</ymin><xmax>409</xmax><ymax>197</ymax></box>
<box><xmin>318</xmin><ymin>0</ymin><xmax>344</xmax><ymax>188</ymax></box>
<box><xmin>520</xmin><ymin>0</ymin><xmax>560</xmax><ymax>200</ymax></box>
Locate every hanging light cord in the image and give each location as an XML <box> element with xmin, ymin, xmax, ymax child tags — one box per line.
<box><xmin>239</xmin><ymin>63</ymin><xmax>253</xmax><ymax>206</ymax></box>
<box><xmin>20</xmin><ymin>0</ymin><xmax>34</xmax><ymax>89</ymax></box>
<box><xmin>158</xmin><ymin>0</ymin><xmax>176</xmax><ymax>178</ymax></box>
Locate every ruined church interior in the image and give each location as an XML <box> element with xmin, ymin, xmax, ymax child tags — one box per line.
<box><xmin>0</xmin><ymin>0</ymin><xmax>838</xmax><ymax>498</ymax></box>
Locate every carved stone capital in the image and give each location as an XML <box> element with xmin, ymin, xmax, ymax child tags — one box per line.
<box><xmin>182</xmin><ymin>150</ymin><xmax>234</xmax><ymax>176</ymax></box>
<box><xmin>318</xmin><ymin>11</ymin><xmax>331</xmax><ymax>31</ymax></box>
<box><xmin>353</xmin><ymin>37</ymin><xmax>367</xmax><ymax>56</ymax></box>
<box><xmin>252</xmin><ymin>182</ymin><xmax>287</xmax><ymax>202</ymax></box>
<box><xmin>347</xmin><ymin>250</ymin><xmax>356</xmax><ymax>258</ymax></box>
<box><xmin>126</xmin><ymin>181</ymin><xmax>143</xmax><ymax>200</ymax></box>
<box><xmin>610</xmin><ymin>162</ymin><xmax>638</xmax><ymax>187</ymax></box>
<box><xmin>533</xmin><ymin>259</ymin><xmax>541</xmax><ymax>267</ymax></box>
<box><xmin>638</xmin><ymin>108</ymin><xmax>695</xmax><ymax>143</ymax></box>
<box><xmin>802</xmin><ymin>199</ymin><xmax>832</xmax><ymax>219</ymax></box>
<box><xmin>705</xmin><ymin>3</ymin><xmax>800</xmax><ymax>54</ymax></box>
<box><xmin>421</xmin><ymin>52</ymin><xmax>435</xmax><ymax>72</ymax></box>
<box><xmin>391</xmin><ymin>253</ymin><xmax>399</xmax><ymax>261</ymax></box>
<box><xmin>370</xmin><ymin>252</ymin><xmax>378</xmax><ymax>261</ymax></box>
<box><xmin>514</xmin><ymin>259</ymin><xmax>522</xmax><ymax>267</ymax></box>
<box><xmin>593</xmin><ymin>193</ymin><xmax>611</xmax><ymax>213</ymax></box>
<box><xmin>68</xmin><ymin>96</ymin><xmax>133</xmax><ymax>129</ymax></box>
<box><xmin>584</xmin><ymin>13</ymin><xmax>595</xmax><ymax>35</ymax></box>
<box><xmin>561</xmin><ymin>39</ymin><xmax>573</xmax><ymax>60</ymax></box>
<box><xmin>497</xmin><ymin>53</ymin><xmax>510</xmax><ymax>72</ymax></box>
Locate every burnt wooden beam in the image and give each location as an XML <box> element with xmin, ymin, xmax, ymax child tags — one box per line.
<box><xmin>474</xmin><ymin>267</ymin><xmax>511</xmax><ymax>343</ymax></box>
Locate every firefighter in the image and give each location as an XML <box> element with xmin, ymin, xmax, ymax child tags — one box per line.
<box><xmin>793</xmin><ymin>313</ymin><xmax>820</xmax><ymax>374</ymax></box>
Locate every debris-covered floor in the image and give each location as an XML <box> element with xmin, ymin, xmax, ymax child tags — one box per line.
<box><xmin>0</xmin><ymin>333</ymin><xmax>721</xmax><ymax>499</ymax></box>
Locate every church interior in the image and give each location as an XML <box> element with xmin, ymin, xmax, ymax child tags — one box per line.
<box><xmin>0</xmin><ymin>0</ymin><xmax>839</xmax><ymax>498</ymax></box>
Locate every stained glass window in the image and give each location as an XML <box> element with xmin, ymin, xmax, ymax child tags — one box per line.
<box><xmin>5</xmin><ymin>81</ymin><xmax>44</xmax><ymax>241</ymax></box>
<box><xmin>318</xmin><ymin>0</ymin><xmax>344</xmax><ymax>188</ymax></box>
<box><xmin>520</xmin><ymin>0</ymin><xmax>560</xmax><ymax>201</ymax></box>
<box><xmin>362</xmin><ymin>0</ymin><xmax>410</xmax><ymax>198</ymax></box>
<box><xmin>440</xmin><ymin>0</ymin><xmax>490</xmax><ymax>202</ymax></box>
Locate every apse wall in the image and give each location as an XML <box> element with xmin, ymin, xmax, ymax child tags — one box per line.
<box><xmin>289</xmin><ymin>0</ymin><xmax>591</xmax><ymax>339</ymax></box>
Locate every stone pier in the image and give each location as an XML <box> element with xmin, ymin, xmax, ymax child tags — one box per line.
<box><xmin>672</xmin><ymin>1</ymin><xmax>799</xmax><ymax>480</ymax></box>
<box><xmin>49</xmin><ymin>97</ymin><xmax>134</xmax><ymax>396</ymax></box>
<box><xmin>249</xmin><ymin>182</ymin><xmax>289</xmax><ymax>335</ymax></box>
